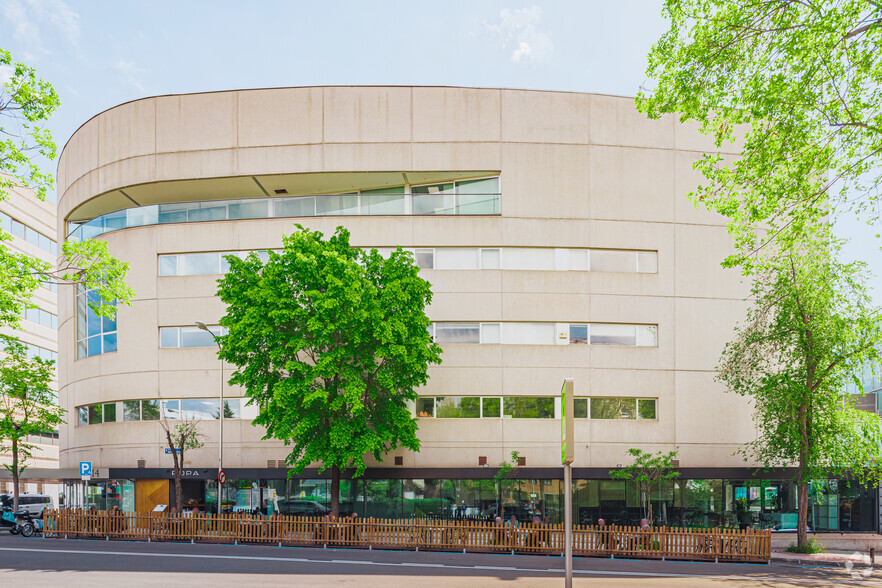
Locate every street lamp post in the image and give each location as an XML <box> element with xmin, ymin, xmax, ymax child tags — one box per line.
<box><xmin>196</xmin><ymin>321</ymin><xmax>224</xmax><ymax>514</ymax></box>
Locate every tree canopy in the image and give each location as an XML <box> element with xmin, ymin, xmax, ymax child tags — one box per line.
<box><xmin>216</xmin><ymin>225</ymin><xmax>442</xmax><ymax>515</ymax></box>
<box><xmin>0</xmin><ymin>338</ymin><xmax>63</xmax><ymax>510</ymax></box>
<box><xmin>718</xmin><ymin>233</ymin><xmax>882</xmax><ymax>546</ymax></box>
<box><xmin>638</xmin><ymin>0</ymin><xmax>882</xmax><ymax>266</ymax></box>
<box><xmin>0</xmin><ymin>47</ymin><xmax>134</xmax><ymax>323</ymax></box>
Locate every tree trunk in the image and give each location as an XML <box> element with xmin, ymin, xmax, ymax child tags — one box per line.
<box><xmin>330</xmin><ymin>465</ymin><xmax>341</xmax><ymax>517</ymax></box>
<box><xmin>797</xmin><ymin>480</ymin><xmax>808</xmax><ymax>548</ymax></box>
<box><xmin>11</xmin><ymin>437</ymin><xmax>19</xmax><ymax>512</ymax></box>
<box><xmin>167</xmin><ymin>430</ymin><xmax>183</xmax><ymax>512</ymax></box>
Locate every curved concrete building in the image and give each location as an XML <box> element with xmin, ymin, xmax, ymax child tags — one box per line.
<box><xmin>55</xmin><ymin>87</ymin><xmax>877</xmax><ymax>530</ymax></box>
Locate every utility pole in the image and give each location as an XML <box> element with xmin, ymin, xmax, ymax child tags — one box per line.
<box><xmin>561</xmin><ymin>378</ymin><xmax>574</xmax><ymax>588</ymax></box>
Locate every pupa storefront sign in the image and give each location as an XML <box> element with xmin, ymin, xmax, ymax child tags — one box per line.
<box><xmin>167</xmin><ymin>469</ymin><xmax>207</xmax><ymax>478</ymax></box>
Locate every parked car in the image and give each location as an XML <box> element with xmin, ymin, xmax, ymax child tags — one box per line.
<box><xmin>278</xmin><ymin>500</ymin><xmax>329</xmax><ymax>516</ymax></box>
<box><xmin>0</xmin><ymin>494</ymin><xmax>52</xmax><ymax>517</ymax></box>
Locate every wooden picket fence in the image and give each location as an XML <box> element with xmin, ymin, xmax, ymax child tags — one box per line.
<box><xmin>42</xmin><ymin>511</ymin><xmax>771</xmax><ymax>563</ymax></box>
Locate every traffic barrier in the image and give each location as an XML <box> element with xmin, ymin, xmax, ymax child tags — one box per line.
<box><xmin>42</xmin><ymin>511</ymin><xmax>771</xmax><ymax>562</ymax></box>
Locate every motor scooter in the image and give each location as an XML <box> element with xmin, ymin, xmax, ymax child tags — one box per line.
<box><xmin>0</xmin><ymin>507</ymin><xmax>42</xmax><ymax>537</ymax></box>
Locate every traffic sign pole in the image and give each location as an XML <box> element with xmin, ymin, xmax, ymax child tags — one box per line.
<box><xmin>561</xmin><ymin>378</ymin><xmax>574</xmax><ymax>588</ymax></box>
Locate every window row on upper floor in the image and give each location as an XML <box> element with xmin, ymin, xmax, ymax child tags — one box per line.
<box><xmin>159</xmin><ymin>247</ymin><xmax>658</xmax><ymax>277</ymax></box>
<box><xmin>23</xmin><ymin>342</ymin><xmax>57</xmax><ymax>363</ymax></box>
<box><xmin>20</xmin><ymin>306</ymin><xmax>58</xmax><ymax>330</ymax></box>
<box><xmin>415</xmin><ymin>396</ymin><xmax>657</xmax><ymax>420</ymax></box>
<box><xmin>76</xmin><ymin>397</ymin><xmax>253</xmax><ymax>426</ymax></box>
<box><xmin>1</xmin><ymin>211</ymin><xmax>57</xmax><ymax>255</ymax></box>
<box><xmin>67</xmin><ymin>177</ymin><xmax>501</xmax><ymax>242</ymax></box>
<box><xmin>76</xmin><ymin>395</ymin><xmax>654</xmax><ymax>426</ymax></box>
<box><xmin>429</xmin><ymin>322</ymin><xmax>657</xmax><ymax>346</ymax></box>
<box><xmin>156</xmin><ymin>322</ymin><xmax>657</xmax><ymax>349</ymax></box>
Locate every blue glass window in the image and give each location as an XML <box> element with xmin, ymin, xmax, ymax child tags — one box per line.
<box><xmin>76</xmin><ymin>285</ymin><xmax>118</xmax><ymax>359</ymax></box>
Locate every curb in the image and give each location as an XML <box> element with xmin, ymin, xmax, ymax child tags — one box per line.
<box><xmin>771</xmin><ymin>554</ymin><xmax>869</xmax><ymax>569</ymax></box>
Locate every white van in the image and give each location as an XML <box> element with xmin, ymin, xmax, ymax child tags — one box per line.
<box><xmin>0</xmin><ymin>494</ymin><xmax>53</xmax><ymax>516</ymax></box>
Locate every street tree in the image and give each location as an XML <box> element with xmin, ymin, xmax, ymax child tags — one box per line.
<box><xmin>0</xmin><ymin>338</ymin><xmax>63</xmax><ymax>511</ymax></box>
<box><xmin>159</xmin><ymin>418</ymin><xmax>205</xmax><ymax>512</ymax></box>
<box><xmin>610</xmin><ymin>449</ymin><xmax>679</xmax><ymax>526</ymax></box>
<box><xmin>637</xmin><ymin>1</ymin><xmax>882</xmax><ymax>266</ymax></box>
<box><xmin>718</xmin><ymin>234</ymin><xmax>882</xmax><ymax>548</ymax></box>
<box><xmin>0</xmin><ymin>47</ymin><xmax>134</xmax><ymax>326</ymax></box>
<box><xmin>216</xmin><ymin>226</ymin><xmax>442</xmax><ymax>516</ymax></box>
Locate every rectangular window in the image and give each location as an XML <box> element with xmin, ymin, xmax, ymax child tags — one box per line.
<box><xmin>159</xmin><ymin>327</ymin><xmax>179</xmax><ymax>348</ymax></box>
<box><xmin>414</xmin><ymin>248</ymin><xmax>434</xmax><ymax>269</ymax></box>
<box><xmin>481</xmin><ymin>397</ymin><xmax>501</xmax><ymax>418</ymax></box>
<box><xmin>434</xmin><ymin>323</ymin><xmax>480</xmax><ymax>344</ymax></box>
<box><xmin>123</xmin><ymin>400</ymin><xmax>141</xmax><ymax>421</ymax></box>
<box><xmin>590</xmin><ymin>324</ymin><xmax>637</xmax><ymax>346</ymax></box>
<box><xmin>503</xmin><ymin>397</ymin><xmax>555</xmax><ymax>418</ymax></box>
<box><xmin>161</xmin><ymin>400</ymin><xmax>180</xmax><ymax>420</ymax></box>
<box><xmin>480</xmin><ymin>323</ymin><xmax>501</xmax><ymax>344</ymax></box>
<box><xmin>11</xmin><ymin>219</ymin><xmax>24</xmax><ymax>239</ymax></box>
<box><xmin>636</xmin><ymin>325</ymin><xmax>658</xmax><ymax>347</ymax></box>
<box><xmin>180</xmin><ymin>326</ymin><xmax>216</xmax><ymax>348</ymax></box>
<box><xmin>574</xmin><ymin>398</ymin><xmax>588</xmax><ymax>418</ymax></box>
<box><xmin>221</xmin><ymin>398</ymin><xmax>241</xmax><ymax>419</ymax></box>
<box><xmin>88</xmin><ymin>404</ymin><xmax>103</xmax><ymax>425</ymax></box>
<box><xmin>569</xmin><ymin>324</ymin><xmax>588</xmax><ymax>345</ymax></box>
<box><xmin>141</xmin><ymin>400</ymin><xmax>160</xmax><ymax>421</ymax></box>
<box><xmin>181</xmin><ymin>398</ymin><xmax>221</xmax><ymax>420</ymax></box>
<box><xmin>435</xmin><ymin>396</ymin><xmax>480</xmax><ymax>418</ymax></box>
<box><xmin>78</xmin><ymin>407</ymin><xmax>88</xmax><ymax>427</ymax></box>
<box><xmin>180</xmin><ymin>253</ymin><xmax>220</xmax><ymax>276</ymax></box>
<box><xmin>590</xmin><ymin>398</ymin><xmax>637</xmax><ymax>420</ymax></box>
<box><xmin>415</xmin><ymin>397</ymin><xmax>435</xmax><ymax>417</ymax></box>
<box><xmin>103</xmin><ymin>403</ymin><xmax>117</xmax><ymax>423</ymax></box>
<box><xmin>638</xmin><ymin>398</ymin><xmax>657</xmax><ymax>420</ymax></box>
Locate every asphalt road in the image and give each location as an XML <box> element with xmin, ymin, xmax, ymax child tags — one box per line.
<box><xmin>0</xmin><ymin>533</ymin><xmax>876</xmax><ymax>587</ymax></box>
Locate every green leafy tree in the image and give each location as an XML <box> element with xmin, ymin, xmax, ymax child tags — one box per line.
<box><xmin>718</xmin><ymin>235</ymin><xmax>882</xmax><ymax>547</ymax></box>
<box><xmin>610</xmin><ymin>449</ymin><xmax>679</xmax><ymax>526</ymax></box>
<box><xmin>0</xmin><ymin>339</ymin><xmax>63</xmax><ymax>511</ymax></box>
<box><xmin>216</xmin><ymin>225</ymin><xmax>442</xmax><ymax>516</ymax></box>
<box><xmin>493</xmin><ymin>450</ymin><xmax>521</xmax><ymax>517</ymax></box>
<box><xmin>160</xmin><ymin>418</ymin><xmax>205</xmax><ymax>512</ymax></box>
<box><xmin>0</xmin><ymin>47</ymin><xmax>133</xmax><ymax>326</ymax></box>
<box><xmin>637</xmin><ymin>1</ymin><xmax>882</xmax><ymax>265</ymax></box>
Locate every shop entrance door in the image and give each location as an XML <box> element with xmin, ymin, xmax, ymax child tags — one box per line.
<box><xmin>135</xmin><ymin>479</ymin><xmax>169</xmax><ymax>513</ymax></box>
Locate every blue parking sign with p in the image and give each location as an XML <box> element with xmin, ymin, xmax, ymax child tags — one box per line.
<box><xmin>79</xmin><ymin>461</ymin><xmax>92</xmax><ymax>476</ymax></box>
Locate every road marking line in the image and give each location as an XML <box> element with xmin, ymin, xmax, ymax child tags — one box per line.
<box><xmin>0</xmin><ymin>546</ymin><xmax>873</xmax><ymax>584</ymax></box>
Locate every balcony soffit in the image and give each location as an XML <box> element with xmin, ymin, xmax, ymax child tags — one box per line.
<box><xmin>66</xmin><ymin>170</ymin><xmax>498</xmax><ymax>222</ymax></box>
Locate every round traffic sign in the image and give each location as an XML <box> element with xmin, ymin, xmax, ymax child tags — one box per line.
<box><xmin>218</xmin><ymin>469</ymin><xmax>226</xmax><ymax>484</ymax></box>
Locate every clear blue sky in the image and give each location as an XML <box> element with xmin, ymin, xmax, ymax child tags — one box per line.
<box><xmin>1</xmin><ymin>0</ymin><xmax>878</xmax><ymax>294</ymax></box>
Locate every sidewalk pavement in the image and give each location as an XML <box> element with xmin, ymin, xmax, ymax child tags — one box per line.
<box><xmin>771</xmin><ymin>548</ymin><xmax>876</xmax><ymax>568</ymax></box>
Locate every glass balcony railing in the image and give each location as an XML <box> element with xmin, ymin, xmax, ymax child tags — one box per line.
<box><xmin>67</xmin><ymin>191</ymin><xmax>501</xmax><ymax>242</ymax></box>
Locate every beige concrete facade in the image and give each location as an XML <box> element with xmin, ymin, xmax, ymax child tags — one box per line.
<box><xmin>0</xmin><ymin>185</ymin><xmax>60</xmax><ymax>493</ymax></box>
<box><xmin>56</xmin><ymin>87</ymin><xmax>753</xmax><ymax>476</ymax></box>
